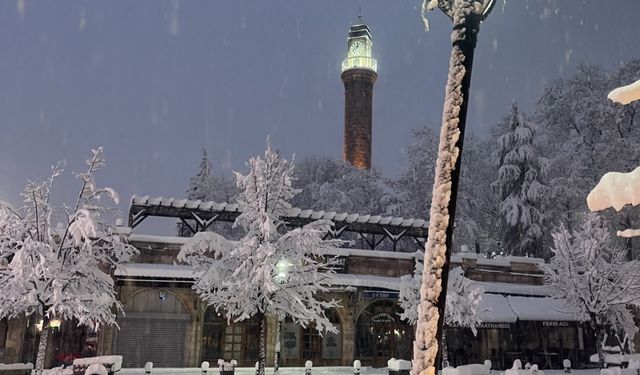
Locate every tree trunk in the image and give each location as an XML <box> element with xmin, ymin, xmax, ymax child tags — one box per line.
<box><xmin>441</xmin><ymin>331</ymin><xmax>450</xmax><ymax>369</ymax></box>
<box><xmin>257</xmin><ymin>313</ymin><xmax>267</xmax><ymax>375</ymax></box>
<box><xmin>596</xmin><ymin>326</ymin><xmax>606</xmax><ymax>368</ymax></box>
<box><xmin>35</xmin><ymin>315</ymin><xmax>50</xmax><ymax>375</ymax></box>
<box><xmin>412</xmin><ymin>2</ymin><xmax>490</xmax><ymax>375</ymax></box>
<box><xmin>274</xmin><ymin>318</ymin><xmax>282</xmax><ymax>375</ymax></box>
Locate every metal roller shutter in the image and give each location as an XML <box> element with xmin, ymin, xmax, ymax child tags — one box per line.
<box><xmin>115</xmin><ymin>313</ymin><xmax>188</xmax><ymax>368</ymax></box>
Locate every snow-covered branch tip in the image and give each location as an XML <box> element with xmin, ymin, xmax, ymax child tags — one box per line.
<box><xmin>608</xmin><ymin>78</ymin><xmax>640</xmax><ymax>105</ymax></box>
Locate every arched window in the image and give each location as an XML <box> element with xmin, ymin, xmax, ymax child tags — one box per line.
<box><xmin>202</xmin><ymin>307</ymin><xmax>260</xmax><ymax>366</ymax></box>
<box><xmin>356</xmin><ymin>300</ymin><xmax>413</xmax><ymax>367</ymax></box>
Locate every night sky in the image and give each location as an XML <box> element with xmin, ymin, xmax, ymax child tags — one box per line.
<box><xmin>0</xmin><ymin>1</ymin><xmax>638</xmax><ymax>233</ymax></box>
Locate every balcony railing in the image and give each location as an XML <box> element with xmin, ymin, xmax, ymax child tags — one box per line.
<box><xmin>341</xmin><ymin>56</ymin><xmax>377</xmax><ymax>73</ymax></box>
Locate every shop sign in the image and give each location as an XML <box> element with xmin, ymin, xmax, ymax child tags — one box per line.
<box><xmin>371</xmin><ymin>312</ymin><xmax>395</xmax><ymax>323</ymax></box>
<box><xmin>478</xmin><ymin>322</ymin><xmax>511</xmax><ymax>329</ymax></box>
<box><xmin>448</xmin><ymin>322</ymin><xmax>511</xmax><ymax>329</ymax></box>
<box><xmin>542</xmin><ymin>321</ymin><xmax>570</xmax><ymax>327</ymax></box>
<box><xmin>363</xmin><ymin>290</ymin><xmax>399</xmax><ymax>300</ymax></box>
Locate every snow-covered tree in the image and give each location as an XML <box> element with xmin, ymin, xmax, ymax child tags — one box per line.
<box><xmin>178</xmin><ymin>139</ymin><xmax>341</xmax><ymax>375</ymax></box>
<box><xmin>586</xmin><ymin>68</ymin><xmax>640</xmax><ymax>239</ymax></box>
<box><xmin>399</xmin><ymin>253</ymin><xmax>483</xmax><ymax>329</ymax></box>
<box><xmin>493</xmin><ymin>104</ymin><xmax>548</xmax><ymax>257</ymax></box>
<box><xmin>0</xmin><ymin>148</ymin><xmax>136</xmax><ymax>374</ymax></box>
<box><xmin>292</xmin><ymin>156</ymin><xmax>386</xmax><ymax>215</ymax></box>
<box><xmin>538</xmin><ymin>213</ymin><xmax>640</xmax><ymax>365</ymax></box>
<box><xmin>535</xmin><ymin>62</ymin><xmax>640</xmax><ymax>239</ymax></box>
<box><xmin>454</xmin><ymin>135</ymin><xmax>500</xmax><ymax>254</ymax></box>
<box><xmin>386</xmin><ymin>127</ymin><xmax>438</xmax><ymax>219</ymax></box>
<box><xmin>179</xmin><ymin>149</ymin><xmax>239</xmax><ymax>237</ymax></box>
<box><xmin>399</xmin><ymin>251</ymin><xmax>483</xmax><ymax>368</ymax></box>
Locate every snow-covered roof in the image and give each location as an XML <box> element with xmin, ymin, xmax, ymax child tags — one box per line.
<box><xmin>331</xmin><ymin>273</ymin><xmax>402</xmax><ymax>291</ymax></box>
<box><xmin>128</xmin><ymin>234</ymin><xmax>191</xmax><ymax>245</ymax></box>
<box><xmin>478</xmin><ymin>294</ymin><xmax>517</xmax><ymax>323</ymax></box>
<box><xmin>472</xmin><ymin>281</ymin><xmax>550</xmax><ymax>297</ymax></box>
<box><xmin>127</xmin><ymin>233</ymin><xmax>417</xmax><ymax>260</ymax></box>
<box><xmin>506</xmin><ymin>296</ymin><xmax>583</xmax><ymax>322</ymax></box>
<box><xmin>451</xmin><ymin>253</ymin><xmax>545</xmax><ymax>267</ymax></box>
<box><xmin>114</xmin><ymin>263</ymin><xmax>198</xmax><ymax>280</ymax></box>
<box><xmin>128</xmin><ymin>195</ymin><xmax>429</xmax><ymax>239</ymax></box>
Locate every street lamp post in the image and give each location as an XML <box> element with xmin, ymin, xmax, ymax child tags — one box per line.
<box><xmin>273</xmin><ymin>259</ymin><xmax>290</xmax><ymax>375</ymax></box>
<box><xmin>412</xmin><ymin>1</ymin><xmax>495</xmax><ymax>375</ymax></box>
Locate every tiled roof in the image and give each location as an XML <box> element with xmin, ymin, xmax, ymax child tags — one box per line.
<box><xmin>129</xmin><ymin>195</ymin><xmax>429</xmax><ymax>239</ymax></box>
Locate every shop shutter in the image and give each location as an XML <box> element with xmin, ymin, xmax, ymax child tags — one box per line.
<box><xmin>115</xmin><ymin>313</ymin><xmax>188</xmax><ymax>368</ymax></box>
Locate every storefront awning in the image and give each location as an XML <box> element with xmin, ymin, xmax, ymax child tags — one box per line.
<box><xmin>478</xmin><ymin>293</ymin><xmax>518</xmax><ymax>323</ymax></box>
<box><xmin>506</xmin><ymin>296</ymin><xmax>583</xmax><ymax>321</ymax></box>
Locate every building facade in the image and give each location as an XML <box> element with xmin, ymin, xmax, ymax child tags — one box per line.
<box><xmin>1</xmin><ymin>196</ymin><xmax>602</xmax><ymax>370</ymax></box>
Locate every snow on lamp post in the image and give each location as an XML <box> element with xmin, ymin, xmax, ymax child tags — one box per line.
<box><xmin>412</xmin><ymin>2</ymin><xmax>495</xmax><ymax>375</ymax></box>
<box><xmin>273</xmin><ymin>258</ymin><xmax>290</xmax><ymax>375</ymax></box>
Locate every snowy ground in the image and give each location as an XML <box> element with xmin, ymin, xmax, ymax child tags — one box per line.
<box><xmin>113</xmin><ymin>367</ymin><xmax>604</xmax><ymax>375</ymax></box>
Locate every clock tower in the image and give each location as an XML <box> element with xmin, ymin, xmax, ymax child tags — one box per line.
<box><xmin>341</xmin><ymin>21</ymin><xmax>378</xmax><ymax>170</ymax></box>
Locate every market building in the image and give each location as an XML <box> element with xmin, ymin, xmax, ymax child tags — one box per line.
<box><xmin>0</xmin><ymin>195</ymin><xmax>600</xmax><ymax>370</ymax></box>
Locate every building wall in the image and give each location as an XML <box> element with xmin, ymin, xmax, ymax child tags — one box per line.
<box><xmin>2</xmin><ymin>317</ymin><xmax>26</xmax><ymax>364</ymax></box>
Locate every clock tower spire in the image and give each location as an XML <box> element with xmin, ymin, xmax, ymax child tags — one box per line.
<box><xmin>341</xmin><ymin>20</ymin><xmax>378</xmax><ymax>170</ymax></box>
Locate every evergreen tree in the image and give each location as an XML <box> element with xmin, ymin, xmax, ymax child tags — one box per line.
<box><xmin>386</xmin><ymin>126</ymin><xmax>438</xmax><ymax>220</ymax></box>
<box><xmin>179</xmin><ymin>149</ymin><xmax>239</xmax><ymax>237</ymax></box>
<box><xmin>493</xmin><ymin>104</ymin><xmax>548</xmax><ymax>257</ymax></box>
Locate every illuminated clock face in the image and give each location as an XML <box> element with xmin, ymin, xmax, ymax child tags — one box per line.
<box><xmin>350</xmin><ymin>40</ymin><xmax>363</xmax><ymax>55</ymax></box>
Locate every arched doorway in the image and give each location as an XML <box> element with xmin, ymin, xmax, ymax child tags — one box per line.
<box><xmin>356</xmin><ymin>300</ymin><xmax>413</xmax><ymax>367</ymax></box>
<box><xmin>115</xmin><ymin>289</ymin><xmax>189</xmax><ymax>367</ymax></box>
<box><xmin>201</xmin><ymin>307</ymin><xmax>260</xmax><ymax>366</ymax></box>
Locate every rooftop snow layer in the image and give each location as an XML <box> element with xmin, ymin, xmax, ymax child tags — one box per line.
<box><xmin>114</xmin><ymin>263</ymin><xmax>198</xmax><ymax>279</ymax></box>
<box><xmin>506</xmin><ymin>296</ymin><xmax>583</xmax><ymax>321</ymax></box>
<box><xmin>478</xmin><ymin>294</ymin><xmax>518</xmax><ymax>323</ymax></box>
<box><xmin>472</xmin><ymin>281</ymin><xmax>550</xmax><ymax>297</ymax></box>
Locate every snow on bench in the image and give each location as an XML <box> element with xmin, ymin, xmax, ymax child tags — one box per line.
<box><xmin>73</xmin><ymin>356</ymin><xmax>122</xmax><ymax>375</ymax></box>
<box><xmin>387</xmin><ymin>358</ymin><xmax>411</xmax><ymax>375</ymax></box>
<box><xmin>443</xmin><ymin>363</ymin><xmax>490</xmax><ymax>375</ymax></box>
<box><xmin>0</xmin><ymin>363</ymin><xmax>33</xmax><ymax>372</ymax></box>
